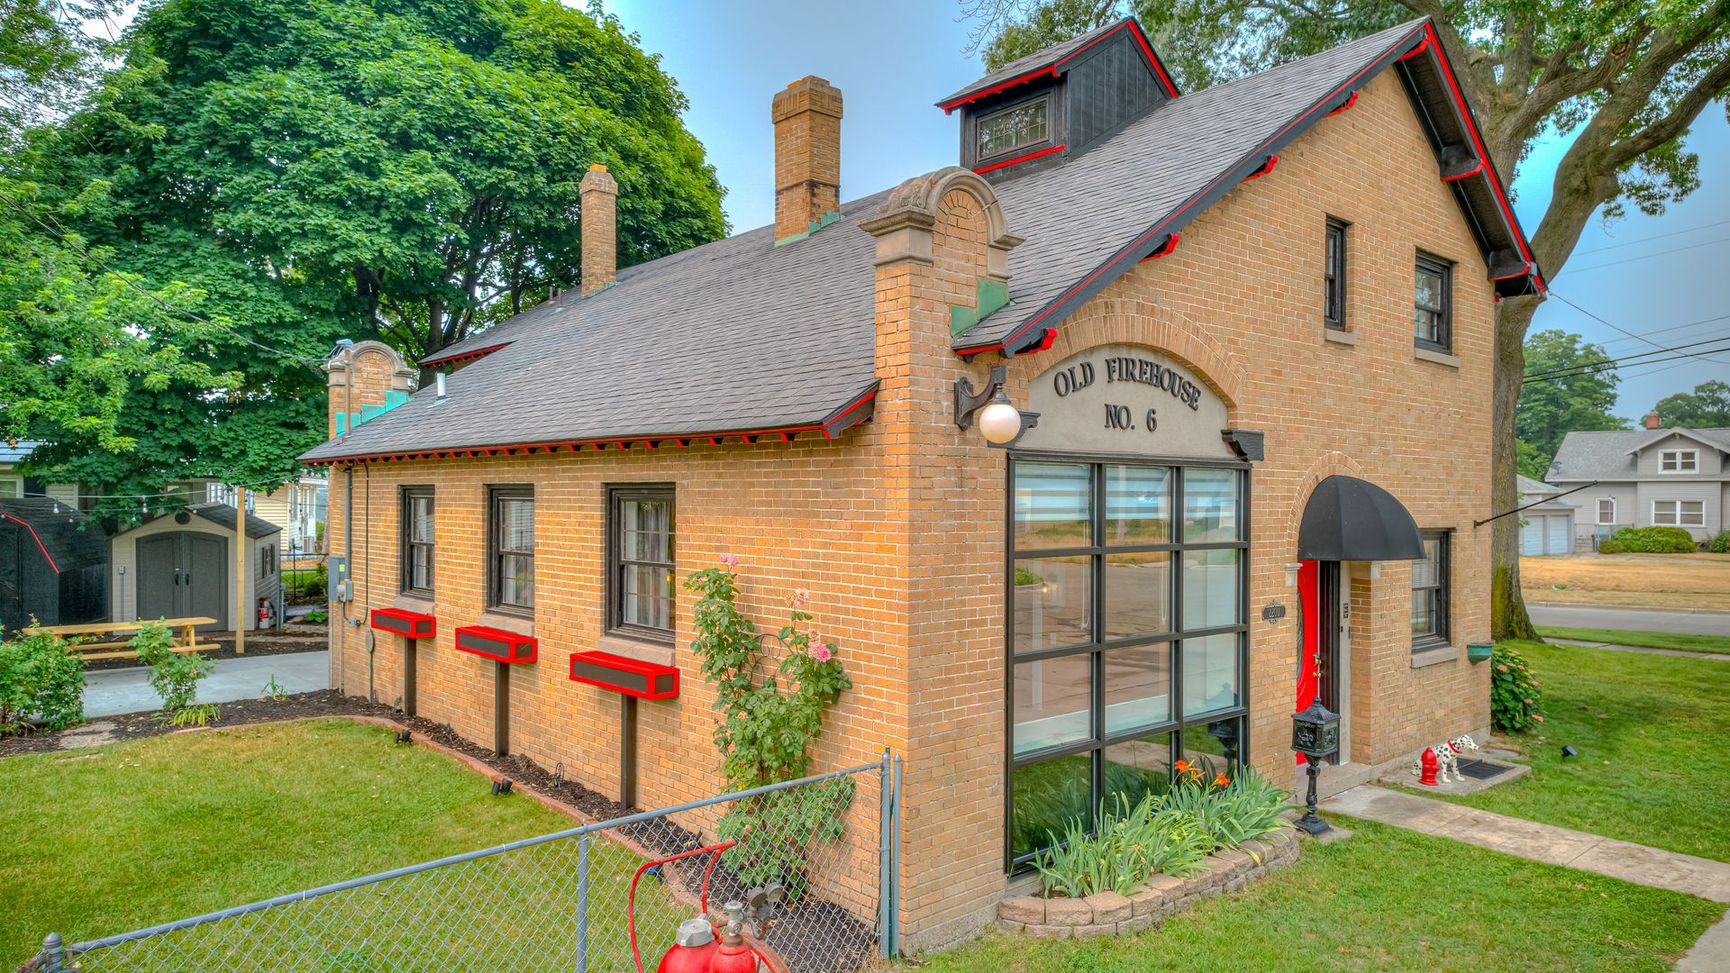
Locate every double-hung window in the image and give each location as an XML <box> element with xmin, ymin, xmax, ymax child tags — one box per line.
<box><xmin>1414</xmin><ymin>252</ymin><xmax>1453</xmax><ymax>352</ymax></box>
<box><xmin>402</xmin><ymin>487</ymin><xmax>435</xmax><ymax>596</ymax></box>
<box><xmin>1007</xmin><ymin>461</ymin><xmax>1248</xmax><ymax>866</ymax></box>
<box><xmin>1597</xmin><ymin>498</ymin><xmax>1616</xmax><ymax>525</ymax></box>
<box><xmin>1324</xmin><ymin>218</ymin><xmax>1348</xmax><ymax>330</ymax></box>
<box><xmin>489</xmin><ymin>487</ymin><xmax>534</xmax><ymax>612</ymax></box>
<box><xmin>608</xmin><ymin>486</ymin><xmax>676</xmax><ymax>641</ymax></box>
<box><xmin>1411</xmin><ymin>531</ymin><xmax>1450</xmax><ymax>648</ymax></box>
<box><xmin>1653</xmin><ymin>500</ymin><xmax>1705</xmax><ymax>527</ymax></box>
<box><xmin>1660</xmin><ymin>450</ymin><xmax>1698</xmax><ymax>473</ymax></box>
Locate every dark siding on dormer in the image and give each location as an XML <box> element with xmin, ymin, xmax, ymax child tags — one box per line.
<box><xmin>1064</xmin><ymin>32</ymin><xmax>1169</xmax><ymax>156</ymax></box>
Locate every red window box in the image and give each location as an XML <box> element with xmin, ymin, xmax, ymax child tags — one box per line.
<box><xmin>454</xmin><ymin>625</ymin><xmax>537</xmax><ymax>664</ymax></box>
<box><xmin>569</xmin><ymin>651</ymin><xmax>679</xmax><ymax>700</ymax></box>
<box><xmin>370</xmin><ymin>607</ymin><xmax>436</xmax><ymax>640</ymax></box>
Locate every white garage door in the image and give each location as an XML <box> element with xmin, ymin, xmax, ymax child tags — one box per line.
<box><xmin>1521</xmin><ymin>518</ymin><xmax>1544</xmax><ymax>556</ymax></box>
<box><xmin>1546</xmin><ymin>515</ymin><xmax>1571</xmax><ymax>555</ymax></box>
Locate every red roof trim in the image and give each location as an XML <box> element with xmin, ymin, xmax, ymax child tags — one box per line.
<box><xmin>939</xmin><ymin>20</ymin><xmax>1178</xmax><ymax>113</ymax></box>
<box><xmin>1138</xmin><ymin>232</ymin><xmax>1181</xmax><ymax>262</ymax></box>
<box><xmin>420</xmin><ymin>342</ymin><xmax>509</xmax><ymax>369</ymax></box>
<box><xmin>300</xmin><ymin>390</ymin><xmax>879</xmax><ymax>467</ymax></box>
<box><xmin>2</xmin><ymin>512</ymin><xmax>59</xmax><ymax>574</ymax></box>
<box><xmin>1243</xmin><ymin>155</ymin><xmax>1279</xmax><ymax>181</ymax></box>
<box><xmin>974</xmin><ymin>144</ymin><xmax>1066</xmax><ymax>175</ymax></box>
<box><xmin>1440</xmin><ymin>159</ymin><xmax>1484</xmax><ymax>182</ymax></box>
<box><xmin>1326</xmin><ymin>91</ymin><xmax>1359</xmax><ymax>116</ymax></box>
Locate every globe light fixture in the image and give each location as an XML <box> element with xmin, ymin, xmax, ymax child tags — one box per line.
<box><xmin>955</xmin><ymin>364</ymin><xmax>1036</xmax><ymax>446</ymax></box>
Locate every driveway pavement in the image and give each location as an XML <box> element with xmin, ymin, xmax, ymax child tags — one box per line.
<box><xmin>1528</xmin><ymin>604</ymin><xmax>1730</xmax><ymax>636</ymax></box>
<box><xmin>84</xmin><ymin>650</ymin><xmax>330</xmax><ymax>718</ymax></box>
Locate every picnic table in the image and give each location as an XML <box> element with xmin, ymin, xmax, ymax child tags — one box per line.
<box><xmin>22</xmin><ymin>617</ymin><xmax>221</xmax><ymax>662</ymax></box>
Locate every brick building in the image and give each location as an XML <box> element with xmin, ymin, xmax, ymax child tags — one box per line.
<box><xmin>303</xmin><ymin>17</ymin><xmax>1541</xmax><ymax>952</ymax></box>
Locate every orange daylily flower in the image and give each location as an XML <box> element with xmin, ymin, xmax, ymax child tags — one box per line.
<box><xmin>1214</xmin><ymin>773</ymin><xmax>1230</xmax><ymax>787</ymax></box>
<box><xmin>1173</xmin><ymin>759</ymin><xmax>1192</xmax><ymax>773</ymax></box>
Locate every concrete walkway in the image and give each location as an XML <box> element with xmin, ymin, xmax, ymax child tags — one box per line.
<box><xmin>1548</xmin><ymin>638</ymin><xmax>1730</xmax><ymax>660</ymax></box>
<box><xmin>84</xmin><ymin>650</ymin><xmax>330</xmax><ymax>718</ymax></box>
<box><xmin>1323</xmin><ymin>785</ymin><xmax>1730</xmax><ymax>903</ymax></box>
<box><xmin>1528</xmin><ymin>603</ymin><xmax>1730</xmax><ymax>636</ymax></box>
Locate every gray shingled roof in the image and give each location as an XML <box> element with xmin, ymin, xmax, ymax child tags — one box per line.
<box><xmin>301</xmin><ymin>17</ymin><xmax>1463</xmax><ymax>465</ymax></box>
<box><xmin>1517</xmin><ymin>475</ymin><xmax>1555</xmax><ymax>496</ymax></box>
<box><xmin>1550</xmin><ymin>427</ymin><xmax>1730</xmax><ymax>480</ymax></box>
<box><xmin>936</xmin><ymin>19</ymin><xmax>1139</xmax><ymax>107</ymax></box>
<box><xmin>117</xmin><ymin>502</ymin><xmax>281</xmax><ymax>539</ymax></box>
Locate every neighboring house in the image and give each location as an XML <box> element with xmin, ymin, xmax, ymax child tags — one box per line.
<box><xmin>1550</xmin><ymin>412</ymin><xmax>1730</xmax><ymax>546</ymax></box>
<box><xmin>195</xmin><ymin>476</ymin><xmax>329</xmax><ymax>554</ymax></box>
<box><xmin>1515</xmin><ymin>475</ymin><xmax>1577</xmax><ymax>556</ymax></box>
<box><xmin>300</xmin><ymin>17</ymin><xmax>1541</xmax><ymax>951</ymax></box>
<box><xmin>109</xmin><ymin>502</ymin><xmax>282</xmax><ymax>632</ymax></box>
<box><xmin>0</xmin><ymin>441</ymin><xmax>81</xmax><ymax>507</ymax></box>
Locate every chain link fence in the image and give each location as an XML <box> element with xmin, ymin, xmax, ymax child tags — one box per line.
<box><xmin>25</xmin><ymin>756</ymin><xmax>901</xmax><ymax>973</ymax></box>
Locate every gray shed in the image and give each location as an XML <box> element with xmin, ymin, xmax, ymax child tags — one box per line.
<box><xmin>110</xmin><ymin>503</ymin><xmax>282</xmax><ymax>631</ymax></box>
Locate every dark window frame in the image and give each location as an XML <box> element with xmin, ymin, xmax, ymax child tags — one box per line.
<box><xmin>1412</xmin><ymin>529</ymin><xmax>1450</xmax><ymax>650</ymax></box>
<box><xmin>1004</xmin><ymin>455</ymin><xmax>1251</xmax><ymax>870</ymax></box>
<box><xmin>1324</xmin><ymin>218</ymin><xmax>1348</xmax><ymax>331</ymax></box>
<box><xmin>401</xmin><ymin>486</ymin><xmax>435</xmax><ymax>597</ymax></box>
<box><xmin>487</xmin><ymin>485</ymin><xmax>535</xmax><ymax>615</ymax></box>
<box><xmin>1414</xmin><ymin>251</ymin><xmax>1454</xmax><ymax>352</ymax></box>
<box><xmin>606</xmin><ymin>484</ymin><xmax>677</xmax><ymax>644</ymax></box>
<box><xmin>974</xmin><ymin>90</ymin><xmax>1055</xmax><ymax>166</ymax></box>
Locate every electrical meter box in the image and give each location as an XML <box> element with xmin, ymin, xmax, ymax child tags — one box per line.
<box><xmin>328</xmin><ymin>555</ymin><xmax>352</xmax><ymax>602</ymax></box>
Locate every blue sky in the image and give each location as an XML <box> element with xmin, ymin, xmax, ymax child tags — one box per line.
<box><xmin>607</xmin><ymin>0</ymin><xmax>1729</xmax><ymax>420</ymax></box>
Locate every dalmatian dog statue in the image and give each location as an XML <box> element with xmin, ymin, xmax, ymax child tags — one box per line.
<box><xmin>1411</xmin><ymin>734</ymin><xmax>1480</xmax><ymax>784</ymax></box>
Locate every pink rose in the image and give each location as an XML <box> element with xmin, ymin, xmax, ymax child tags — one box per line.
<box><xmin>811</xmin><ymin>642</ymin><xmax>833</xmax><ymax>662</ymax></box>
<box><xmin>790</xmin><ymin>588</ymin><xmax>811</xmax><ymax>608</ymax></box>
<box><xmin>719</xmin><ymin>553</ymin><xmax>739</xmax><ymax>568</ymax></box>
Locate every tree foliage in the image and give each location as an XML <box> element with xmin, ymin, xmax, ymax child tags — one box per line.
<box><xmin>964</xmin><ymin>0</ymin><xmax>1730</xmax><ymax>639</ymax></box>
<box><xmin>1653</xmin><ymin>379</ymin><xmax>1730</xmax><ymax>427</ymax></box>
<box><xmin>1516</xmin><ymin>329</ymin><xmax>1625</xmax><ymax>478</ymax></box>
<box><xmin>6</xmin><ymin>0</ymin><xmax>726</xmax><ymax>512</ymax></box>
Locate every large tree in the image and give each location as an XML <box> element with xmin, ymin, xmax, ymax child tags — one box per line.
<box><xmin>10</xmin><ymin>0</ymin><xmax>726</xmax><ymax>512</ymax></box>
<box><xmin>966</xmin><ymin>0</ymin><xmax>1730</xmax><ymax>638</ymax></box>
<box><xmin>1653</xmin><ymin>379</ymin><xmax>1730</xmax><ymax>427</ymax></box>
<box><xmin>1515</xmin><ymin>329</ymin><xmax>1625</xmax><ymax>479</ymax></box>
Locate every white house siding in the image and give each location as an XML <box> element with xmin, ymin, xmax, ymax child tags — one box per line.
<box><xmin>1637</xmin><ymin>479</ymin><xmax>1721</xmax><ymax>541</ymax></box>
<box><xmin>1635</xmin><ymin>432</ymin><xmax>1725</xmax><ymax>477</ymax></box>
<box><xmin>1573</xmin><ymin>483</ymin><xmax>1638</xmax><ymax>548</ymax></box>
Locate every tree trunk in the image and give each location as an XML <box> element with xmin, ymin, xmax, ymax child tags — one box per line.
<box><xmin>1492</xmin><ymin>296</ymin><xmax>1541</xmax><ymax>642</ymax></box>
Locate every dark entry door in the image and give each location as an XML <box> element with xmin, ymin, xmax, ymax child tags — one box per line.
<box><xmin>136</xmin><ymin>532</ymin><xmax>227</xmax><ymax>629</ymax></box>
<box><xmin>1316</xmin><ymin>561</ymin><xmax>1347</xmax><ymax>763</ymax></box>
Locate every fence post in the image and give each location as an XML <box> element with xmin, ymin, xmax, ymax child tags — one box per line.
<box><xmin>891</xmin><ymin>754</ymin><xmax>903</xmax><ymax>958</ymax></box>
<box><xmin>39</xmin><ymin>933</ymin><xmax>65</xmax><ymax>973</ymax></box>
<box><xmin>877</xmin><ymin>751</ymin><xmax>892</xmax><ymax>959</ymax></box>
<box><xmin>574</xmin><ymin>832</ymin><xmax>590</xmax><ymax>973</ymax></box>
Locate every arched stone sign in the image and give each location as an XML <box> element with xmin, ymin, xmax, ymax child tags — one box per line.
<box><xmin>1018</xmin><ymin>344</ymin><xmax>1232</xmax><ymax>459</ymax></box>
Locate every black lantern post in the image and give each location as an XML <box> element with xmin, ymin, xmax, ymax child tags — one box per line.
<box><xmin>1290</xmin><ymin>699</ymin><xmax>1341</xmax><ymax>836</ymax></box>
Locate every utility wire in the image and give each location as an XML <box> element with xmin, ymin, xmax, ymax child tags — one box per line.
<box><xmin>1597</xmin><ymin>312</ymin><xmax>1730</xmax><ymax>348</ymax></box>
<box><xmin>1523</xmin><ymin>344</ymin><xmax>1730</xmax><ymax>386</ymax></box>
<box><xmin>1547</xmin><ymin>291</ymin><xmax>1730</xmax><ymax>367</ymax></box>
<box><xmin>1523</xmin><ymin>333</ymin><xmax>1730</xmax><ymax>381</ymax></box>
<box><xmin>1560</xmin><ymin>235</ymin><xmax>1730</xmax><ymax>276</ymax></box>
<box><xmin>1569</xmin><ymin>217</ymin><xmax>1730</xmax><ymax>257</ymax></box>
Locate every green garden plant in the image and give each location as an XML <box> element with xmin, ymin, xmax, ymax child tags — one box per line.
<box><xmin>1607</xmin><ymin>526</ymin><xmax>1697</xmax><ymax>553</ymax></box>
<box><xmin>0</xmin><ymin>623</ymin><xmax>85</xmax><ymax>735</ymax></box>
<box><xmin>131</xmin><ymin>621</ymin><xmax>213</xmax><ymax>716</ymax></box>
<box><xmin>686</xmin><ymin>556</ymin><xmax>853</xmax><ymax>893</ymax></box>
<box><xmin>1707</xmin><ymin>530</ymin><xmax>1730</xmax><ymax>554</ymax></box>
<box><xmin>1490</xmin><ymin>643</ymin><xmax>1544</xmax><ymax>732</ymax></box>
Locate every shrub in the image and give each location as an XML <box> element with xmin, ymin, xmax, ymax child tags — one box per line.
<box><xmin>1490</xmin><ymin>643</ymin><xmax>1544</xmax><ymax>732</ymax></box>
<box><xmin>304</xmin><ymin>609</ymin><xmax>329</xmax><ymax>624</ymax></box>
<box><xmin>1707</xmin><ymin>530</ymin><xmax>1730</xmax><ymax>554</ymax></box>
<box><xmin>1609</xmin><ymin>526</ymin><xmax>1696</xmax><ymax>553</ymax></box>
<box><xmin>1596</xmin><ymin>540</ymin><xmax>1627</xmax><ymax>554</ymax></box>
<box><xmin>0</xmin><ymin>623</ymin><xmax>86</xmax><ymax>735</ymax></box>
<box><xmin>131</xmin><ymin>621</ymin><xmax>213</xmax><ymax>713</ymax></box>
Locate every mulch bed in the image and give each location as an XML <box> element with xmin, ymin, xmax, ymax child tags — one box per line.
<box><xmin>80</xmin><ymin>632</ymin><xmax>327</xmax><ymax>672</ymax></box>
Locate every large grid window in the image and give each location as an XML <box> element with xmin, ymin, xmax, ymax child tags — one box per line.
<box><xmin>1414</xmin><ymin>252</ymin><xmax>1453</xmax><ymax>352</ymax></box>
<box><xmin>488</xmin><ymin>486</ymin><xmax>534</xmax><ymax>612</ymax></box>
<box><xmin>1008</xmin><ymin>460</ymin><xmax>1248</xmax><ymax>865</ymax></box>
<box><xmin>976</xmin><ymin>95</ymin><xmax>1051</xmax><ymax>162</ymax></box>
<box><xmin>609</xmin><ymin>485</ymin><xmax>676</xmax><ymax>641</ymax></box>
<box><xmin>1653</xmin><ymin>499</ymin><xmax>1705</xmax><ymax>527</ymax></box>
<box><xmin>1324</xmin><ymin>218</ymin><xmax>1348</xmax><ymax>330</ymax></box>
<box><xmin>402</xmin><ymin>487</ymin><xmax>434</xmax><ymax>595</ymax></box>
<box><xmin>1411</xmin><ymin>530</ymin><xmax>1449</xmax><ymax>648</ymax></box>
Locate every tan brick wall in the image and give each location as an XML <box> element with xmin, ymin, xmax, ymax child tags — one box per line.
<box><xmin>323</xmin><ymin>67</ymin><xmax>1493</xmax><ymax>953</ymax></box>
<box><xmin>579</xmin><ymin>164</ymin><xmax>618</xmax><ymax>296</ymax></box>
<box><xmin>772</xmin><ymin>76</ymin><xmax>843</xmax><ymax>240</ymax></box>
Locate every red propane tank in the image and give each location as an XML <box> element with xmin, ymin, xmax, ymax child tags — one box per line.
<box><xmin>1418</xmin><ymin>747</ymin><xmax>1439</xmax><ymax>787</ymax></box>
<box><xmin>657</xmin><ymin>919</ymin><xmax>719</xmax><ymax>973</ymax></box>
<box><xmin>709</xmin><ymin>930</ymin><xmax>758</xmax><ymax>973</ymax></box>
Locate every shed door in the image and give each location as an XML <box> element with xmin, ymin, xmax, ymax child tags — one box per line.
<box><xmin>136</xmin><ymin>532</ymin><xmax>227</xmax><ymax>630</ymax></box>
<box><xmin>1546</xmin><ymin>516</ymin><xmax>1571</xmax><ymax>555</ymax></box>
<box><xmin>1520</xmin><ymin>518</ymin><xmax>1542</xmax><ymax>556</ymax></box>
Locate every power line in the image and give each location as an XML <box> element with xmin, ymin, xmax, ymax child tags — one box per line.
<box><xmin>1597</xmin><ymin>312</ymin><xmax>1730</xmax><ymax>348</ymax></box>
<box><xmin>1547</xmin><ymin>291</ymin><xmax>1730</xmax><ymax>367</ymax></box>
<box><xmin>1569</xmin><ymin>217</ymin><xmax>1730</xmax><ymax>257</ymax></box>
<box><xmin>1524</xmin><ymin>333</ymin><xmax>1730</xmax><ymax>381</ymax></box>
<box><xmin>1523</xmin><ymin>344</ymin><xmax>1730</xmax><ymax>386</ymax></box>
<box><xmin>1560</xmin><ymin>235</ymin><xmax>1730</xmax><ymax>276</ymax></box>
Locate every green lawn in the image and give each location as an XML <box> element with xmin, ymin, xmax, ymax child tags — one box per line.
<box><xmin>0</xmin><ymin>719</ymin><xmax>690</xmax><ymax>970</ymax></box>
<box><xmin>1535</xmin><ymin>625</ymin><xmax>1730</xmax><ymax>655</ymax></box>
<box><xmin>918</xmin><ymin>819</ymin><xmax>1718</xmax><ymax>973</ymax></box>
<box><xmin>1404</xmin><ymin>640</ymin><xmax>1730</xmax><ymax>861</ymax></box>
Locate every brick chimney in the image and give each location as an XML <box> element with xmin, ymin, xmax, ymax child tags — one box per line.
<box><xmin>1644</xmin><ymin>410</ymin><xmax>1662</xmax><ymax>430</ymax></box>
<box><xmin>326</xmin><ymin>340</ymin><xmax>413</xmax><ymax>440</ymax></box>
<box><xmin>580</xmin><ymin>164</ymin><xmax>618</xmax><ymax>296</ymax></box>
<box><xmin>772</xmin><ymin>76</ymin><xmax>843</xmax><ymax>241</ymax></box>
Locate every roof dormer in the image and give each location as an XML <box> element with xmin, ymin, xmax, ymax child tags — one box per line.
<box><xmin>939</xmin><ymin>18</ymin><xmax>1178</xmax><ymax>178</ymax></box>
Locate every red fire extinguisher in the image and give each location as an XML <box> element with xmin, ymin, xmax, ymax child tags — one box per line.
<box><xmin>630</xmin><ymin>840</ymin><xmax>792</xmax><ymax>973</ymax></box>
<box><xmin>257</xmin><ymin>597</ymin><xmax>275</xmax><ymax>629</ymax></box>
<box><xmin>1418</xmin><ymin>747</ymin><xmax>1440</xmax><ymax>787</ymax></box>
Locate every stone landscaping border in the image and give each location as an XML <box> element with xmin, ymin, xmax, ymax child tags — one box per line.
<box><xmin>996</xmin><ymin>826</ymin><xmax>1301</xmax><ymax>939</ymax></box>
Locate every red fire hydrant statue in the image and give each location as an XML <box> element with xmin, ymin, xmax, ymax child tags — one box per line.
<box><xmin>1417</xmin><ymin>746</ymin><xmax>1440</xmax><ymax>787</ymax></box>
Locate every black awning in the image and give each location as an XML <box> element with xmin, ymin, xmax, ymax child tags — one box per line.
<box><xmin>1297</xmin><ymin>475</ymin><xmax>1424</xmax><ymax>561</ymax></box>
